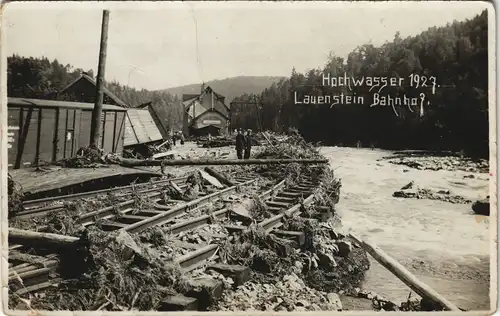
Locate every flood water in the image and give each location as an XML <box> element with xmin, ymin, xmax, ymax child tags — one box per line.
<box><xmin>320</xmin><ymin>147</ymin><xmax>492</xmax><ymax>311</ymax></box>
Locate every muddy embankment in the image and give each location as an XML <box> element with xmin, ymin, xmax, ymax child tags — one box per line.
<box><xmin>320</xmin><ymin>147</ymin><xmax>491</xmax><ymax>311</ymax></box>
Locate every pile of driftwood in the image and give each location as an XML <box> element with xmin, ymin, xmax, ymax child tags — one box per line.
<box><xmin>124</xmin><ymin>140</ymin><xmax>173</xmax><ymax>159</ymax></box>
<box><xmin>196</xmin><ymin>135</ymin><xmax>262</xmax><ymax>148</ymax></box>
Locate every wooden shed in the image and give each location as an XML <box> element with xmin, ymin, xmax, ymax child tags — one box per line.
<box><xmin>7</xmin><ymin>98</ymin><xmax>127</xmax><ymax>169</ymax></box>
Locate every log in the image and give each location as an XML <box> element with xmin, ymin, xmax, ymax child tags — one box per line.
<box><xmin>348</xmin><ymin>234</ymin><xmax>460</xmax><ymax>311</ymax></box>
<box><xmin>204</xmin><ymin>167</ymin><xmax>235</xmax><ymax>187</ymax></box>
<box><xmin>9</xmin><ymin>228</ymin><xmax>81</xmax><ymax>249</ymax></box>
<box><xmin>111</xmin><ymin>157</ymin><xmax>328</xmax><ymax>167</ymax></box>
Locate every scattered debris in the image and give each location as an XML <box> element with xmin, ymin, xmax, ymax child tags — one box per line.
<box><xmin>212</xmin><ymin>273</ymin><xmax>343</xmax><ymax>311</ymax></box>
<box><xmin>124</xmin><ymin>142</ymin><xmax>173</xmax><ymax>160</ymax></box>
<box><xmin>11</xmin><ymin>227</ymin><xmax>190</xmax><ymax>311</ymax></box>
<box><xmin>56</xmin><ymin>147</ymin><xmax>110</xmax><ymax>168</ymax></box>
<box><xmin>8</xmin><ymin>131</ymin><xmax>378</xmax><ymax>312</ymax></box>
<box><xmin>8</xmin><ymin>174</ymin><xmax>25</xmax><ymax>217</ymax></box>
<box><xmin>393</xmin><ymin>182</ymin><xmax>471</xmax><ymax>204</ymax></box>
<box><xmin>382</xmin><ymin>152</ymin><xmax>488</xmax><ymax>173</ymax></box>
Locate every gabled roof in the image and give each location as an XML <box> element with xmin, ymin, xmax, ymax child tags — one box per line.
<box><xmin>204</xmin><ymin>107</ymin><xmax>229</xmax><ymax>120</ymax></box>
<box><xmin>181</xmin><ymin>86</ymin><xmax>230</xmax><ymax>112</ymax></box>
<box><xmin>136</xmin><ymin>101</ymin><xmax>152</xmax><ymax>109</ymax></box>
<box><xmin>185</xmin><ymin>100</ymin><xmax>208</xmax><ymax>119</ymax></box>
<box><xmin>60</xmin><ymin>74</ymin><xmax>129</xmax><ymax>108</ymax></box>
<box><xmin>8</xmin><ymin>97</ymin><xmax>127</xmax><ymax>111</ymax></box>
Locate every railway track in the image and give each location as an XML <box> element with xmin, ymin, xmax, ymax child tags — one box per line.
<box><xmin>170</xmin><ymin>177</ymin><xmax>320</xmax><ymax>271</ymax></box>
<box><xmin>17</xmin><ymin>175</ymin><xmax>191</xmax><ymax>218</ymax></box>
<box><xmin>155</xmin><ymin>176</ymin><xmax>331</xmax><ymax>311</ymax></box>
<box><xmin>8</xmin><ymin>172</ymin><xmax>269</xmax><ymax>297</ymax></box>
<box><xmin>9</xmin><ymin>173</ymin><xmax>334</xmax><ymax>311</ymax></box>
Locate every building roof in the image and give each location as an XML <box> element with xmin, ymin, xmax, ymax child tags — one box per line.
<box><xmin>185</xmin><ymin>100</ymin><xmax>208</xmax><ymax>119</ymax></box>
<box><xmin>124</xmin><ymin>108</ymin><xmax>163</xmax><ymax>147</ymax></box>
<box><xmin>135</xmin><ymin>101</ymin><xmax>152</xmax><ymax>109</ymax></box>
<box><xmin>182</xmin><ymin>94</ymin><xmax>200</xmax><ymax>102</ymax></box>
<box><xmin>8</xmin><ymin>97</ymin><xmax>127</xmax><ymax>111</ymax></box>
<box><xmin>60</xmin><ymin>74</ymin><xmax>129</xmax><ymax>108</ymax></box>
<box><xmin>182</xmin><ymin>86</ymin><xmax>230</xmax><ymax>112</ymax></box>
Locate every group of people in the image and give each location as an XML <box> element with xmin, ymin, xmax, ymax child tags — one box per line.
<box><xmin>235</xmin><ymin>128</ymin><xmax>253</xmax><ymax>159</ymax></box>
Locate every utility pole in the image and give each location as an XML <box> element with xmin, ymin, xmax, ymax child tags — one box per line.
<box><xmin>90</xmin><ymin>10</ymin><xmax>110</xmax><ymax>149</ymax></box>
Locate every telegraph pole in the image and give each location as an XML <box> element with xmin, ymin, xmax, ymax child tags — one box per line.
<box><xmin>90</xmin><ymin>10</ymin><xmax>110</xmax><ymax>148</ymax></box>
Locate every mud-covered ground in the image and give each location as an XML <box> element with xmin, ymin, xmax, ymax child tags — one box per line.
<box><xmin>320</xmin><ymin>147</ymin><xmax>491</xmax><ymax>311</ymax></box>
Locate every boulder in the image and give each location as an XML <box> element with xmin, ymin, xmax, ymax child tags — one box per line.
<box><xmin>472</xmin><ymin>198</ymin><xmax>490</xmax><ymax>216</ymax></box>
<box><xmin>326</xmin><ymin>293</ymin><xmax>343</xmax><ymax>311</ymax></box>
<box><xmin>115</xmin><ymin>230</ymin><xmax>142</xmax><ymax>260</ymax></box>
<box><xmin>318</xmin><ymin>252</ymin><xmax>337</xmax><ymax>269</ymax></box>
<box><xmin>335</xmin><ymin>240</ymin><xmax>352</xmax><ymax>257</ymax></box>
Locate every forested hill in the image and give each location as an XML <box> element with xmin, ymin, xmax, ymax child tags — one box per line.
<box><xmin>160</xmin><ymin>76</ymin><xmax>285</xmax><ymax>104</ymax></box>
<box><xmin>233</xmin><ymin>10</ymin><xmax>489</xmax><ymax>157</ymax></box>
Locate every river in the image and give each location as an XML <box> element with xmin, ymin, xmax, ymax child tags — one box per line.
<box><xmin>319</xmin><ymin>147</ymin><xmax>492</xmax><ymax>311</ymax></box>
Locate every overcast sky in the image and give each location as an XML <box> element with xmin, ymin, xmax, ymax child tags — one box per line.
<box><xmin>4</xmin><ymin>1</ymin><xmax>487</xmax><ymax>90</ymax></box>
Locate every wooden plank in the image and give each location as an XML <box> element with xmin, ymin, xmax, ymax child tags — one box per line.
<box><xmin>39</xmin><ymin>109</ymin><xmax>56</xmax><ymax>163</ymax></box>
<box><xmin>124</xmin><ymin>112</ymin><xmax>139</xmax><ymax>146</ymax></box>
<box><xmin>139</xmin><ymin>110</ymin><xmax>162</xmax><ymax>141</ymax></box>
<box><xmin>199</xmin><ymin>170</ymin><xmax>224</xmax><ymax>189</ymax></box>
<box><xmin>103</xmin><ymin>111</ymin><xmax>115</xmax><ymax>153</ymax></box>
<box><xmin>114</xmin><ymin>111</ymin><xmax>126</xmax><ymax>152</ymax></box>
<box><xmin>9</xmin><ymin>166</ymin><xmax>162</xmax><ymax>195</ymax></box>
<box><xmin>132</xmin><ymin>111</ymin><xmax>149</xmax><ymax>143</ymax></box>
<box><xmin>348</xmin><ymin>234</ymin><xmax>461</xmax><ymax>311</ymax></box>
<box><xmin>73</xmin><ymin>109</ymin><xmax>81</xmax><ymax>155</ymax></box>
<box><xmin>34</xmin><ymin>108</ymin><xmax>43</xmax><ymax>166</ymax></box>
<box><xmin>101</xmin><ymin>111</ymin><xmax>107</xmax><ymax>149</ymax></box>
<box><xmin>51</xmin><ymin>107</ymin><xmax>60</xmax><ymax>162</ymax></box>
<box><xmin>21</xmin><ymin>109</ymin><xmax>39</xmax><ymax>167</ymax></box>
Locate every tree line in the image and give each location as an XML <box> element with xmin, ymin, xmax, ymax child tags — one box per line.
<box><xmin>7</xmin><ymin>54</ymin><xmax>185</xmax><ymax>130</ymax></box>
<box><xmin>233</xmin><ymin>10</ymin><xmax>488</xmax><ymax>157</ymax></box>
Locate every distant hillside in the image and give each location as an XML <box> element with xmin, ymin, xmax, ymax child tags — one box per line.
<box><xmin>160</xmin><ymin>76</ymin><xmax>285</xmax><ymax>104</ymax></box>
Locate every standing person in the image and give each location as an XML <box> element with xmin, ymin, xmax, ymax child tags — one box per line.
<box><xmin>244</xmin><ymin>129</ymin><xmax>252</xmax><ymax>159</ymax></box>
<box><xmin>171</xmin><ymin>130</ymin><xmax>176</xmax><ymax>146</ymax></box>
<box><xmin>179</xmin><ymin>131</ymin><xmax>185</xmax><ymax>145</ymax></box>
<box><xmin>235</xmin><ymin>129</ymin><xmax>245</xmax><ymax>159</ymax></box>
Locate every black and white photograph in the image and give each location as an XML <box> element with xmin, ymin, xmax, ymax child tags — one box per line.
<box><xmin>2</xmin><ymin>1</ymin><xmax>496</xmax><ymax>313</ymax></box>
